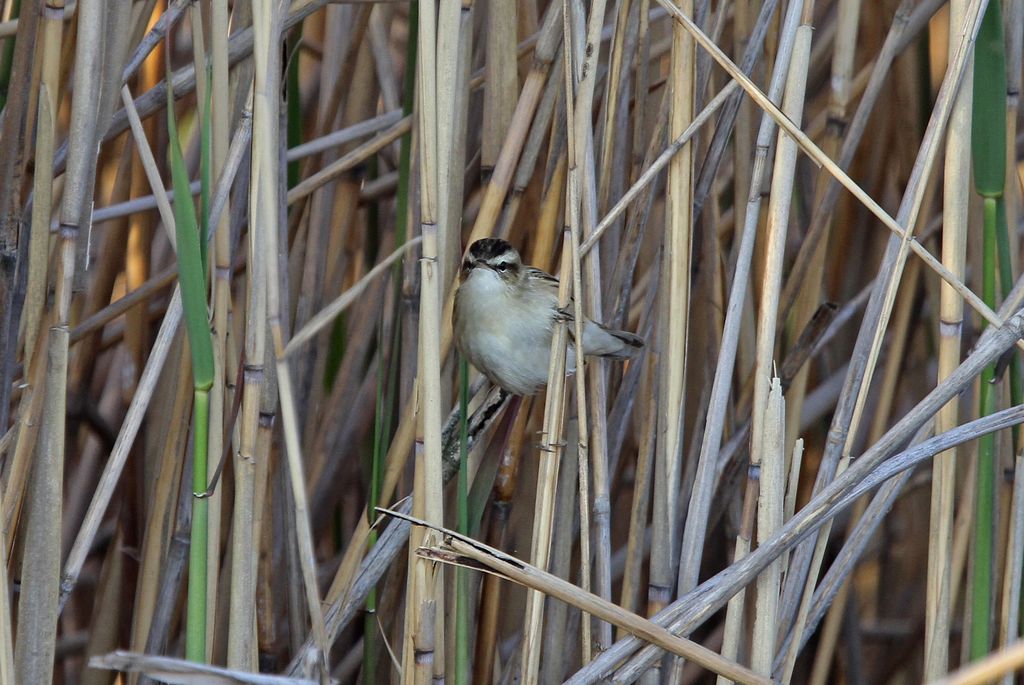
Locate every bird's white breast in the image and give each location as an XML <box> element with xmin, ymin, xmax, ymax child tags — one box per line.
<box><xmin>454</xmin><ymin>270</ymin><xmax>565</xmax><ymax>395</ymax></box>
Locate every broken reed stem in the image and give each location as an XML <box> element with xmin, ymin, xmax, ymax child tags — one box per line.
<box><xmin>773</xmin><ymin>0</ymin><xmax>993</xmax><ymax>672</ymax></box>
<box><xmin>783</xmin><ymin>0</ymin><xmax>860</xmax><ymax>487</ymax></box>
<box><xmin>718</xmin><ymin>7</ymin><xmax>812</xmax><ymax>680</ymax></box>
<box><xmin>421</xmin><ymin>533</ymin><xmax>772</xmax><ymax>685</ymax></box>
<box><xmin>571</xmin><ymin>297</ymin><xmax>1024</xmax><ymax>681</ymax></box>
<box><xmin>675</xmin><ymin>0</ymin><xmax>803</xmax><ymax>652</ymax></box>
<box><xmin>751</xmin><ymin>379</ymin><xmax>786</xmax><ymax>676</ymax></box>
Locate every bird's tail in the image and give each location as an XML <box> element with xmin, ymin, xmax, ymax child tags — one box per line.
<box><xmin>582</xmin><ymin>321</ymin><xmax>645</xmax><ymax>360</ymax></box>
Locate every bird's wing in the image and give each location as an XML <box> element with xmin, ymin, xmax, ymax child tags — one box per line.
<box><xmin>524</xmin><ymin>266</ymin><xmax>559</xmax><ymax>286</ymax></box>
<box><xmin>524</xmin><ymin>267</ymin><xmax>573</xmax><ymax>320</ymax></box>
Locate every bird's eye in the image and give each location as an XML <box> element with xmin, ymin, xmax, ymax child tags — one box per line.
<box><xmin>495</xmin><ymin>262</ymin><xmax>510</xmax><ymax>272</ymax></box>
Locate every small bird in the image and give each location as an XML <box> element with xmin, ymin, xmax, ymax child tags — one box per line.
<box><xmin>453</xmin><ymin>238</ymin><xmax>644</xmax><ymax>396</ymax></box>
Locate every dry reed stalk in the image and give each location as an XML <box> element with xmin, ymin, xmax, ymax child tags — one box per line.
<box><xmin>472</xmin><ymin>395</ymin><xmax>529</xmax><ymax>683</ymax></box>
<box><xmin>21</xmin><ymin>0</ymin><xmax>63</xmax><ymax>366</ymax></box>
<box><xmin>15</xmin><ymin>328</ymin><xmax>68</xmax><ymax>684</ymax></box>
<box><xmin>730</xmin><ymin>0</ymin><xmax>753</xmax><ymax>245</ymax></box>
<box><xmin>777</xmin><ymin>0</ymin><xmax>920</xmax><ymax>321</ymax></box>
<box><xmin>59</xmin><ymin>291</ymin><xmax>183</xmax><ymax>609</ymax></box>
<box><xmin>572</xmin><ymin>298</ymin><xmax>1024</xmax><ymax>681</ymax></box>
<box><xmin>400</xmin><ymin>0</ymin><xmax>447</xmax><ymax>679</ymax></box>
<box><xmin>128</xmin><ymin>346</ymin><xmax>191</xmax><ymax>679</ymax></box>
<box><xmin>718</xmin><ymin>5</ymin><xmax>812</xmax><ymax>679</ymax></box>
<box><xmin>926</xmin><ymin>2</ymin><xmax>975</xmax><ymax>675</ymax></box>
<box><xmin>433</xmin><ymin>0</ymin><xmax>472</xmax><ymax>303</ymax></box>
<box><xmin>283</xmin><ymin>109</ymin><xmax>403</xmax><ymax>161</ymax></box>
<box><xmin>483</xmin><ymin>0</ymin><xmax>518</xmax><ymax>175</ymax></box>
<box><xmin>367</xmin><ymin>7</ymin><xmax>401</xmax><ymax>114</ymax></box>
<box><xmin>751</xmin><ymin>378</ymin><xmax>786</xmax><ymax>677</ymax></box>
<box><xmin>595</xmin><ymin>0</ymin><xmax>637</xmax><ymax>227</ymax></box>
<box><xmin>568</xmin><ymin>0</ymin><xmax>617</xmax><ymax>655</ymax></box>
<box><xmin>226</xmin><ymin>0</ymin><xmax>270</xmax><ymax>670</ymax></box>
<box><xmin>228</xmin><ymin>372</ymin><xmax>259</xmax><ymax>673</ymax></box>
<box><xmin>0</xmin><ymin>485</ymin><xmax>11</xmax><ymax>685</ymax></box>
<box><xmin>91</xmin><ymin>650</ymin><xmax>319</xmax><ymax>684</ymax></box>
<box><xmin>520</xmin><ymin>201</ymin><xmax>573</xmax><ymax>684</ymax></box>
<box><xmin>1</xmin><ymin>0</ymin><xmax>63</xmax><ymax>568</ymax></box>
<box><xmin>253</xmin><ymin>425</ymin><xmax>276</xmax><ymax>661</ymax></box>
<box><xmin>658</xmin><ymin>0</ymin><xmax>1014</xmax><ymax>344</ymax></box>
<box><xmin>931</xmin><ymin>640</ymin><xmax>1024</xmax><ymax>685</ymax></box>
<box><xmin>125</xmin><ymin>2</ymin><xmax>166</xmax><ymax>406</ymax></box>
<box><xmin>646</xmin><ymin>5</ymin><xmax>694</xmax><ymax>680</ymax></box>
<box><xmin>467</xmin><ymin>1</ymin><xmax>563</xmax><ymax>243</ymax></box>
<box><xmin>1</xmin><ymin>319</ymin><xmax>47</xmax><ymax>557</ymax></box>
<box><xmin>251</xmin><ymin>1</ymin><xmax>331</xmax><ymax>676</ymax></box>
<box><xmin>767</xmin><ymin>0</ymin><xmax>991</xmax><ymax>666</ymax></box>
<box><xmin>630</xmin><ymin>0</ymin><xmax>651</xmax><ymax>174</ymax></box>
<box><xmin>618</xmin><ymin>356</ymin><xmax>658</xmax><ymax>625</ymax></box>
<box><xmin>286</xmin><ymin>117</ymin><xmax>412</xmax><ymax>204</ymax></box>
<box><xmin>783</xmin><ymin>0</ymin><xmax>860</xmax><ymax>473</ymax></box>
<box><xmin>540</xmin><ymin>417</ymin><xmax>583</xmax><ymax>683</ymax></box>
<box><xmin>999</xmin><ymin>453</ymin><xmax>1024</xmax><ymax>685</ymax></box>
<box><xmin>434</xmin><ymin>0</ymin><xmax>472</xmax><ymax>675</ymax></box>
<box><xmin>16</xmin><ymin>1</ymin><xmax>108</xmax><ymax>679</ymax></box>
<box><xmin>121</xmin><ymin>85</ymin><xmax>178</xmax><ymax>248</ymax></box>
<box><xmin>802</xmin><ymin>256</ymin><xmax>925</xmax><ymax>684</ymax></box>
<box><xmin>953</xmin><ymin>452</ymin><xmax>980</xmax><ymax>647</ymax></box>
<box><xmin>396</xmin><ymin>510</ymin><xmax>772</xmax><ymax>685</ymax></box>
<box><xmin>0</xmin><ymin>0</ymin><xmax>39</xmax><ymax>431</ymax></box>
<box><xmin>2</xmin><ymin>0</ymin><xmax>1021</xmax><ymax>680</ymax></box>
<box><xmin>757</xmin><ymin>8</ymin><xmax>817</xmax><ymax>680</ymax></box>
<box><xmin>786</xmin><ymin>0</ymin><xmax>995</xmax><ymax>667</ymax></box>
<box><xmin>674</xmin><ymin>0</ymin><xmax>803</xmax><ymax>652</ymax></box>
<box><xmin>497</xmin><ymin>42</ymin><xmax>565</xmax><ymax>240</ymax></box>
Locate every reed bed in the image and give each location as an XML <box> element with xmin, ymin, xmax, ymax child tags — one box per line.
<box><xmin>0</xmin><ymin>0</ymin><xmax>1022</xmax><ymax>683</ymax></box>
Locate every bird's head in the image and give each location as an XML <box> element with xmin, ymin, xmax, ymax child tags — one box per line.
<box><xmin>461</xmin><ymin>238</ymin><xmax>523</xmax><ymax>286</ymax></box>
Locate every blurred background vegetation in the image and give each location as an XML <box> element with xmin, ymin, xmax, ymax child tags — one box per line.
<box><xmin>0</xmin><ymin>0</ymin><xmax>1022</xmax><ymax>683</ymax></box>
